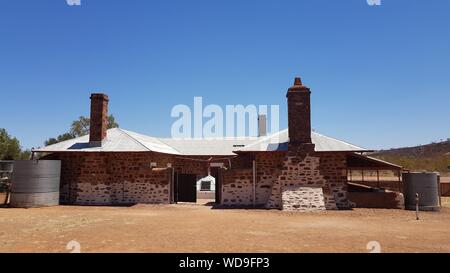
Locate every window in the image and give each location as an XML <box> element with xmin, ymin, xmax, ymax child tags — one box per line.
<box><xmin>200</xmin><ymin>181</ymin><xmax>211</xmax><ymax>191</ymax></box>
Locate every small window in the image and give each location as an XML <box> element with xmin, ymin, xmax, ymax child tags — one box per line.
<box><xmin>200</xmin><ymin>181</ymin><xmax>211</xmax><ymax>191</ymax></box>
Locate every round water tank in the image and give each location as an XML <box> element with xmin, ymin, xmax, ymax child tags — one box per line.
<box><xmin>10</xmin><ymin>160</ymin><xmax>61</xmax><ymax>208</ymax></box>
<box><xmin>403</xmin><ymin>172</ymin><xmax>440</xmax><ymax>211</ymax></box>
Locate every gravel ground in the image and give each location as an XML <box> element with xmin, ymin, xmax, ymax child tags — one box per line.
<box><xmin>0</xmin><ymin>201</ymin><xmax>449</xmax><ymax>253</ymax></box>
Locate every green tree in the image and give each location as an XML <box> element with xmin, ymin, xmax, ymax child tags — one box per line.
<box><xmin>44</xmin><ymin>133</ymin><xmax>76</xmax><ymax>146</ymax></box>
<box><xmin>70</xmin><ymin>116</ymin><xmax>90</xmax><ymax>137</ymax></box>
<box><xmin>45</xmin><ymin>115</ymin><xmax>119</xmax><ymax>145</ymax></box>
<box><xmin>0</xmin><ymin>128</ymin><xmax>22</xmax><ymax>160</ymax></box>
<box><xmin>19</xmin><ymin>150</ymin><xmax>32</xmax><ymax>160</ymax></box>
<box><xmin>107</xmin><ymin>115</ymin><xmax>119</xmax><ymax>131</ymax></box>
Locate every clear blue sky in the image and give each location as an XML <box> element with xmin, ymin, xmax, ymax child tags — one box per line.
<box><xmin>1</xmin><ymin>0</ymin><xmax>449</xmax><ymax>150</ymax></box>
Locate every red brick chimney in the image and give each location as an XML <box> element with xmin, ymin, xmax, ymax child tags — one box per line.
<box><xmin>89</xmin><ymin>93</ymin><xmax>109</xmax><ymax>147</ymax></box>
<box><xmin>286</xmin><ymin>77</ymin><xmax>314</xmax><ymax>151</ymax></box>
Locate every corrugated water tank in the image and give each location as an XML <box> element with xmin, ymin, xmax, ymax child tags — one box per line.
<box><xmin>403</xmin><ymin>172</ymin><xmax>440</xmax><ymax>211</ymax></box>
<box><xmin>10</xmin><ymin>160</ymin><xmax>61</xmax><ymax>208</ymax></box>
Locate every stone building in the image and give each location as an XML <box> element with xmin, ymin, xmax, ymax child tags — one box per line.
<box><xmin>36</xmin><ymin>77</ymin><xmax>392</xmax><ymax>211</ymax></box>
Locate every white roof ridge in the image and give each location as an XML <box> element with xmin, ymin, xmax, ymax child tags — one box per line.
<box><xmin>156</xmin><ymin>137</ymin><xmax>184</xmax><ymax>155</ymax></box>
<box><xmin>119</xmin><ymin>128</ymin><xmax>183</xmax><ymax>154</ymax></box>
<box><xmin>312</xmin><ymin>131</ymin><xmax>367</xmax><ymax>151</ymax></box>
<box><xmin>158</xmin><ymin>137</ymin><xmax>260</xmax><ymax>140</ymax></box>
<box><xmin>241</xmin><ymin>129</ymin><xmax>287</xmax><ymax>149</ymax></box>
<box><xmin>116</xmin><ymin>128</ymin><xmax>152</xmax><ymax>152</ymax></box>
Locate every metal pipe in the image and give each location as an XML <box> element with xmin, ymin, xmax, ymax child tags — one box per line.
<box><xmin>171</xmin><ymin>167</ymin><xmax>175</xmax><ymax>204</ymax></box>
<box><xmin>252</xmin><ymin>160</ymin><xmax>256</xmax><ymax>208</ymax></box>
<box><xmin>416</xmin><ymin>193</ymin><xmax>420</xmax><ymax>220</ymax></box>
<box><xmin>377</xmin><ymin>170</ymin><xmax>380</xmax><ymax>188</ymax></box>
<box><xmin>175</xmin><ymin>172</ymin><xmax>179</xmax><ymax>204</ymax></box>
<box><xmin>438</xmin><ymin>174</ymin><xmax>442</xmax><ymax>208</ymax></box>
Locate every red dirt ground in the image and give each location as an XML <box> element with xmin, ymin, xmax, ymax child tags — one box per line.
<box><xmin>1</xmin><ymin>200</ymin><xmax>450</xmax><ymax>253</ymax></box>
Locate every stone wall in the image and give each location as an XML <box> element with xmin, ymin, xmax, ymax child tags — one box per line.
<box><xmin>44</xmin><ymin>152</ymin><xmax>173</xmax><ymax>205</ymax></box>
<box><xmin>221</xmin><ymin>153</ymin><xmax>283</xmax><ymax>206</ymax></box>
<box><xmin>266</xmin><ymin>149</ymin><xmax>350</xmax><ymax>211</ymax></box>
<box><xmin>266</xmin><ymin>149</ymin><xmax>331</xmax><ymax>210</ymax></box>
<box><xmin>319</xmin><ymin>153</ymin><xmax>349</xmax><ymax>209</ymax></box>
<box><xmin>220</xmin><ymin>151</ymin><xmax>350</xmax><ymax>211</ymax></box>
<box><xmin>173</xmin><ymin>157</ymin><xmax>209</xmax><ymax>176</ymax></box>
<box><xmin>282</xmin><ymin>186</ymin><xmax>326</xmax><ymax>211</ymax></box>
<box><xmin>221</xmin><ymin>169</ymin><xmax>253</xmax><ymax>206</ymax></box>
<box><xmin>255</xmin><ymin>153</ymin><xmax>284</xmax><ymax>205</ymax></box>
<box><xmin>44</xmin><ymin>150</ymin><xmax>350</xmax><ymax>210</ymax></box>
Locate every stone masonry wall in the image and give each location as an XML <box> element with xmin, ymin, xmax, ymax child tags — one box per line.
<box><xmin>44</xmin><ymin>150</ymin><xmax>349</xmax><ymax>209</ymax></box>
<box><xmin>255</xmin><ymin>153</ymin><xmax>284</xmax><ymax>205</ymax></box>
<box><xmin>282</xmin><ymin>186</ymin><xmax>326</xmax><ymax>211</ymax></box>
<box><xmin>319</xmin><ymin>153</ymin><xmax>349</xmax><ymax>209</ymax></box>
<box><xmin>221</xmin><ymin>153</ymin><xmax>284</xmax><ymax>206</ymax></box>
<box><xmin>266</xmin><ymin>151</ymin><xmax>331</xmax><ymax>210</ymax></box>
<box><xmin>173</xmin><ymin>157</ymin><xmax>209</xmax><ymax>176</ymax></box>
<box><xmin>221</xmin><ymin>169</ymin><xmax>253</xmax><ymax>206</ymax></box>
<box><xmin>220</xmin><ymin>151</ymin><xmax>349</xmax><ymax>210</ymax></box>
<box><xmin>266</xmin><ymin>150</ymin><xmax>350</xmax><ymax>211</ymax></box>
<box><xmin>44</xmin><ymin>152</ymin><xmax>173</xmax><ymax>205</ymax></box>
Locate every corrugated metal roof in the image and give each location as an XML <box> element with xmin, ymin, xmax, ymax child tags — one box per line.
<box><xmin>236</xmin><ymin>129</ymin><xmax>369</xmax><ymax>152</ymax></box>
<box><xmin>120</xmin><ymin>129</ymin><xmax>181</xmax><ymax>154</ymax></box>
<box><xmin>34</xmin><ymin>128</ymin><xmax>369</xmax><ymax>155</ymax></box>
<box><xmin>159</xmin><ymin>138</ymin><xmax>257</xmax><ymax>156</ymax></box>
<box><xmin>347</xmin><ymin>153</ymin><xmax>403</xmax><ymax>169</ymax></box>
<box><xmin>34</xmin><ymin>128</ymin><xmax>181</xmax><ymax>155</ymax></box>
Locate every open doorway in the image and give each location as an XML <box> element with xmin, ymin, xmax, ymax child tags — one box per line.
<box><xmin>174</xmin><ymin>174</ymin><xmax>197</xmax><ymax>203</ymax></box>
<box><xmin>173</xmin><ymin>167</ymin><xmax>221</xmax><ymax>205</ymax></box>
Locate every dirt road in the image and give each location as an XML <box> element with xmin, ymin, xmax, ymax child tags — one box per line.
<box><xmin>1</xmin><ymin>202</ymin><xmax>450</xmax><ymax>253</ymax></box>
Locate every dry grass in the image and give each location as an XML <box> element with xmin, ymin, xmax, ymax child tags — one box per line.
<box><xmin>1</xmin><ymin>204</ymin><xmax>450</xmax><ymax>253</ymax></box>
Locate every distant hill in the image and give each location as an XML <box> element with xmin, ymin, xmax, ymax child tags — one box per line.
<box><xmin>371</xmin><ymin>139</ymin><xmax>450</xmax><ymax>173</ymax></box>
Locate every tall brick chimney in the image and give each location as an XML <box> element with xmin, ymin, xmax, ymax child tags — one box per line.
<box><xmin>286</xmin><ymin>77</ymin><xmax>314</xmax><ymax>152</ymax></box>
<box><xmin>89</xmin><ymin>93</ymin><xmax>109</xmax><ymax>147</ymax></box>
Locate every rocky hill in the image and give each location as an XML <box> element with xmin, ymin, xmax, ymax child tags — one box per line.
<box><xmin>371</xmin><ymin>139</ymin><xmax>450</xmax><ymax>173</ymax></box>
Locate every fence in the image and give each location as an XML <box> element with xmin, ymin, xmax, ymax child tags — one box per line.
<box><xmin>0</xmin><ymin>161</ymin><xmax>13</xmax><ymax>205</ymax></box>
